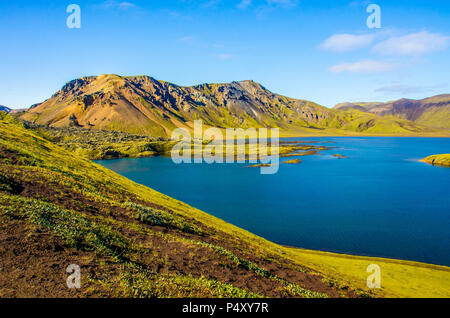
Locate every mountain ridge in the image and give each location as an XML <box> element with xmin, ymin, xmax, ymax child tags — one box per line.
<box><xmin>334</xmin><ymin>94</ymin><xmax>450</xmax><ymax>129</ymax></box>
<box><xmin>19</xmin><ymin>74</ymin><xmax>447</xmax><ymax>137</ymax></box>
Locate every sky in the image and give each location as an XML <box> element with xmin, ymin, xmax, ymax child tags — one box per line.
<box><xmin>0</xmin><ymin>0</ymin><xmax>449</xmax><ymax>109</ymax></box>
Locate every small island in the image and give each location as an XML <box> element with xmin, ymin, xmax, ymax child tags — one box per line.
<box><xmin>283</xmin><ymin>159</ymin><xmax>302</xmax><ymax>164</ymax></box>
<box><xmin>333</xmin><ymin>154</ymin><xmax>348</xmax><ymax>159</ymax></box>
<box><xmin>246</xmin><ymin>163</ymin><xmax>272</xmax><ymax>168</ymax></box>
<box><xmin>421</xmin><ymin>154</ymin><xmax>450</xmax><ymax>167</ymax></box>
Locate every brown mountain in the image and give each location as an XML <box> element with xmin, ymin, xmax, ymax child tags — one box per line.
<box><xmin>334</xmin><ymin>94</ymin><xmax>450</xmax><ymax>129</ymax></box>
<box><xmin>20</xmin><ymin>74</ymin><xmax>442</xmax><ymax>137</ymax></box>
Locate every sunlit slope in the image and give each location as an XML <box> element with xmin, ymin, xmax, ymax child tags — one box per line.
<box><xmin>421</xmin><ymin>154</ymin><xmax>450</xmax><ymax>167</ymax></box>
<box><xmin>335</xmin><ymin>94</ymin><xmax>450</xmax><ymax>129</ymax></box>
<box><xmin>0</xmin><ymin>113</ymin><xmax>449</xmax><ymax>298</ymax></box>
<box><xmin>19</xmin><ymin>74</ymin><xmax>443</xmax><ymax>137</ymax></box>
<box><xmin>284</xmin><ymin>248</ymin><xmax>450</xmax><ymax>298</ymax></box>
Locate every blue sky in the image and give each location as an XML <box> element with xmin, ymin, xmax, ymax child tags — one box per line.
<box><xmin>0</xmin><ymin>0</ymin><xmax>449</xmax><ymax>109</ymax></box>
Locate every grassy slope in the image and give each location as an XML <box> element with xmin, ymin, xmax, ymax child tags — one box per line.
<box><xmin>0</xmin><ymin>113</ymin><xmax>449</xmax><ymax>298</ymax></box>
<box><xmin>416</xmin><ymin>105</ymin><xmax>450</xmax><ymax>129</ymax></box>
<box><xmin>334</xmin><ymin>95</ymin><xmax>450</xmax><ymax>130</ymax></box>
<box><xmin>421</xmin><ymin>154</ymin><xmax>450</xmax><ymax>167</ymax></box>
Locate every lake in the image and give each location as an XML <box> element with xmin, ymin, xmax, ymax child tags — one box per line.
<box><xmin>96</xmin><ymin>137</ymin><xmax>450</xmax><ymax>266</ymax></box>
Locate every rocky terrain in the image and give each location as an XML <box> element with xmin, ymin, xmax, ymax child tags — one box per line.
<box><xmin>19</xmin><ymin>74</ymin><xmax>444</xmax><ymax>137</ymax></box>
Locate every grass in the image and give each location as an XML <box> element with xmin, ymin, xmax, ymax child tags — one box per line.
<box><xmin>283</xmin><ymin>159</ymin><xmax>302</xmax><ymax>164</ymax></box>
<box><xmin>421</xmin><ymin>154</ymin><xmax>450</xmax><ymax>167</ymax></box>
<box><xmin>0</xmin><ymin>112</ymin><xmax>449</xmax><ymax>298</ymax></box>
<box><xmin>284</xmin><ymin>247</ymin><xmax>450</xmax><ymax>298</ymax></box>
<box><xmin>22</xmin><ymin>123</ymin><xmax>174</xmax><ymax>160</ymax></box>
<box><xmin>124</xmin><ymin>202</ymin><xmax>203</xmax><ymax>235</ymax></box>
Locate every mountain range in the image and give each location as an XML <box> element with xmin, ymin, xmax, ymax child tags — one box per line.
<box><xmin>334</xmin><ymin>94</ymin><xmax>450</xmax><ymax>129</ymax></box>
<box><xmin>19</xmin><ymin>74</ymin><xmax>449</xmax><ymax>137</ymax></box>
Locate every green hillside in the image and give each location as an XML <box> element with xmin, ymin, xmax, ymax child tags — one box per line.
<box><xmin>1</xmin><ymin>112</ymin><xmax>449</xmax><ymax>298</ymax></box>
<box><xmin>334</xmin><ymin>94</ymin><xmax>450</xmax><ymax>129</ymax></box>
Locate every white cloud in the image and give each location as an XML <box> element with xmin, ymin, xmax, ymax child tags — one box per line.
<box><xmin>237</xmin><ymin>0</ymin><xmax>252</xmax><ymax>9</ymax></box>
<box><xmin>349</xmin><ymin>0</ymin><xmax>371</xmax><ymax>8</ymax></box>
<box><xmin>320</xmin><ymin>34</ymin><xmax>375</xmax><ymax>52</ymax></box>
<box><xmin>217</xmin><ymin>53</ymin><xmax>233</xmax><ymax>60</ymax></box>
<box><xmin>375</xmin><ymin>83</ymin><xmax>447</xmax><ymax>95</ymax></box>
<box><xmin>237</xmin><ymin>0</ymin><xmax>297</xmax><ymax>10</ymax></box>
<box><xmin>177</xmin><ymin>35</ymin><xmax>195</xmax><ymax>44</ymax></box>
<box><xmin>96</xmin><ymin>1</ymin><xmax>136</xmax><ymax>10</ymax></box>
<box><xmin>373</xmin><ymin>31</ymin><xmax>450</xmax><ymax>56</ymax></box>
<box><xmin>267</xmin><ymin>0</ymin><xmax>297</xmax><ymax>7</ymax></box>
<box><xmin>329</xmin><ymin>60</ymin><xmax>395</xmax><ymax>74</ymax></box>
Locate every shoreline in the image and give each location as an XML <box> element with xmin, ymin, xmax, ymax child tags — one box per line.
<box><xmin>282</xmin><ymin>244</ymin><xmax>450</xmax><ymax>271</ymax></box>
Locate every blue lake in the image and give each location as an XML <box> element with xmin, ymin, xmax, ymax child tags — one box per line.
<box><xmin>96</xmin><ymin>137</ymin><xmax>450</xmax><ymax>266</ymax></box>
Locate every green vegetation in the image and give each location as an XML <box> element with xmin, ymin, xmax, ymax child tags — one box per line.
<box><xmin>421</xmin><ymin>154</ymin><xmax>450</xmax><ymax>167</ymax></box>
<box><xmin>246</xmin><ymin>163</ymin><xmax>272</xmax><ymax>168</ymax></box>
<box><xmin>23</xmin><ymin>123</ymin><xmax>174</xmax><ymax>159</ymax></box>
<box><xmin>0</xmin><ymin>112</ymin><xmax>449</xmax><ymax>298</ymax></box>
<box><xmin>283</xmin><ymin>159</ymin><xmax>302</xmax><ymax>164</ymax></box>
<box><xmin>334</xmin><ymin>95</ymin><xmax>450</xmax><ymax>130</ymax></box>
<box><xmin>22</xmin><ymin>122</ymin><xmax>326</xmax><ymax>161</ymax></box>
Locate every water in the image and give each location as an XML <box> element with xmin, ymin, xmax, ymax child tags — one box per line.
<box><xmin>96</xmin><ymin>137</ymin><xmax>450</xmax><ymax>266</ymax></box>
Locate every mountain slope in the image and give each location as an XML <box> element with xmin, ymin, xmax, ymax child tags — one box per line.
<box><xmin>334</xmin><ymin>94</ymin><xmax>450</xmax><ymax>129</ymax></box>
<box><xmin>0</xmin><ymin>106</ymin><xmax>11</xmax><ymax>113</ymax></box>
<box><xmin>0</xmin><ymin>112</ymin><xmax>357</xmax><ymax>298</ymax></box>
<box><xmin>20</xmin><ymin>74</ymin><xmax>440</xmax><ymax>137</ymax></box>
<box><xmin>1</xmin><ymin>113</ymin><xmax>449</xmax><ymax>298</ymax></box>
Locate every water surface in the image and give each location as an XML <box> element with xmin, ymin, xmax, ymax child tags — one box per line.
<box><xmin>96</xmin><ymin>137</ymin><xmax>450</xmax><ymax>266</ymax></box>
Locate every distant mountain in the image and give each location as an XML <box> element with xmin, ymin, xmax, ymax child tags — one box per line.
<box><xmin>334</xmin><ymin>94</ymin><xmax>450</xmax><ymax>129</ymax></box>
<box><xmin>20</xmin><ymin>74</ymin><xmax>442</xmax><ymax>137</ymax></box>
<box><xmin>0</xmin><ymin>105</ymin><xmax>11</xmax><ymax>113</ymax></box>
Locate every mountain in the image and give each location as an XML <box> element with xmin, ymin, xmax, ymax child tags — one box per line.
<box><xmin>334</xmin><ymin>94</ymin><xmax>450</xmax><ymax>129</ymax></box>
<box><xmin>0</xmin><ymin>105</ymin><xmax>11</xmax><ymax>113</ymax></box>
<box><xmin>20</xmin><ymin>74</ymin><xmax>443</xmax><ymax>137</ymax></box>
<box><xmin>1</xmin><ymin>112</ymin><xmax>449</xmax><ymax>298</ymax></box>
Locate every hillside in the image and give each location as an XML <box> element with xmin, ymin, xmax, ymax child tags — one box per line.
<box><xmin>1</xmin><ymin>113</ymin><xmax>449</xmax><ymax>298</ymax></box>
<box><xmin>0</xmin><ymin>106</ymin><xmax>11</xmax><ymax>113</ymax></box>
<box><xmin>334</xmin><ymin>94</ymin><xmax>450</xmax><ymax>129</ymax></box>
<box><xmin>19</xmin><ymin>74</ymin><xmax>443</xmax><ymax>137</ymax></box>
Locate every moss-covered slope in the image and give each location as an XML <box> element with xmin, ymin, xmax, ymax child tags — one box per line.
<box><xmin>0</xmin><ymin>113</ymin><xmax>448</xmax><ymax>298</ymax></box>
<box><xmin>421</xmin><ymin>154</ymin><xmax>450</xmax><ymax>167</ymax></box>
